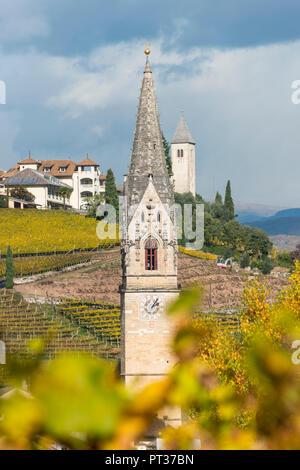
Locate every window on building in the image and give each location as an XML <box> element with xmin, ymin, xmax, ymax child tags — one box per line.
<box><xmin>81</xmin><ymin>178</ymin><xmax>93</xmax><ymax>185</ymax></box>
<box><xmin>177</xmin><ymin>149</ymin><xmax>184</xmax><ymax>158</ymax></box>
<box><xmin>145</xmin><ymin>237</ymin><xmax>158</xmax><ymax>271</ymax></box>
<box><xmin>59</xmin><ymin>167</ymin><xmax>66</xmax><ymax>173</ymax></box>
<box><xmin>157</xmin><ymin>212</ymin><xmax>161</xmax><ymax>222</ymax></box>
<box><xmin>141</xmin><ymin>212</ymin><xmax>145</xmax><ymax>223</ymax></box>
<box><xmin>83</xmin><ymin>166</ymin><xmax>92</xmax><ymax>172</ymax></box>
<box><xmin>81</xmin><ymin>191</ymin><xmax>93</xmax><ymax>198</ymax></box>
<box><xmin>44</xmin><ymin>167</ymin><xmax>51</xmax><ymax>172</ymax></box>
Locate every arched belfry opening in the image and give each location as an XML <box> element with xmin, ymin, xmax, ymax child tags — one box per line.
<box><xmin>145</xmin><ymin>237</ymin><xmax>158</xmax><ymax>271</ymax></box>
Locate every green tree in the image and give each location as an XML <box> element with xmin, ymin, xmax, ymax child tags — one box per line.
<box><xmin>243</xmin><ymin>226</ymin><xmax>272</xmax><ymax>257</ymax></box>
<box><xmin>105</xmin><ymin>169</ymin><xmax>119</xmax><ymax>217</ymax></box>
<box><xmin>84</xmin><ymin>193</ymin><xmax>105</xmax><ymax>218</ymax></box>
<box><xmin>162</xmin><ymin>133</ymin><xmax>172</xmax><ymax>176</ymax></box>
<box><xmin>174</xmin><ymin>192</ymin><xmax>198</xmax><ymax>246</ymax></box>
<box><xmin>5</xmin><ymin>246</ymin><xmax>14</xmax><ymax>289</ymax></box>
<box><xmin>204</xmin><ymin>212</ymin><xmax>224</xmax><ymax>246</ymax></box>
<box><xmin>215</xmin><ymin>191</ymin><xmax>223</xmax><ymax>205</ymax></box>
<box><xmin>224</xmin><ymin>180</ymin><xmax>235</xmax><ymax>221</ymax></box>
<box><xmin>58</xmin><ymin>187</ymin><xmax>73</xmax><ymax>210</ymax></box>
<box><xmin>10</xmin><ymin>186</ymin><xmax>35</xmax><ymax>202</ymax></box>
<box><xmin>223</xmin><ymin>220</ymin><xmax>244</xmax><ymax>250</ymax></box>
<box><xmin>0</xmin><ymin>195</ymin><xmax>7</xmax><ymax>208</ymax></box>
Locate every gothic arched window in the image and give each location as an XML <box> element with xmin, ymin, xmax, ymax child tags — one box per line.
<box><xmin>145</xmin><ymin>237</ymin><xmax>158</xmax><ymax>271</ymax></box>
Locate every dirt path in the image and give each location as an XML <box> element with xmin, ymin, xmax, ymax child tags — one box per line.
<box><xmin>15</xmin><ymin>250</ymin><xmax>289</xmax><ymax>309</ymax></box>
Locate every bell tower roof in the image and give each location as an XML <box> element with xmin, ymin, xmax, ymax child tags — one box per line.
<box><xmin>126</xmin><ymin>50</ymin><xmax>174</xmax><ymax>212</ymax></box>
<box><xmin>171</xmin><ymin>113</ymin><xmax>195</xmax><ymax>145</ymax></box>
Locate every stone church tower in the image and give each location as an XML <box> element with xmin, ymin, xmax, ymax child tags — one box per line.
<box><xmin>120</xmin><ymin>49</ymin><xmax>181</xmax><ymax>433</ymax></box>
<box><xmin>171</xmin><ymin>113</ymin><xmax>196</xmax><ymax>196</ymax></box>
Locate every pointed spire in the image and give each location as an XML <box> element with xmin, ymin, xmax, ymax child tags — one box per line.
<box><xmin>172</xmin><ymin>113</ymin><xmax>195</xmax><ymax>145</ymax></box>
<box><xmin>144</xmin><ymin>56</ymin><xmax>151</xmax><ymax>74</ymax></box>
<box><xmin>126</xmin><ymin>51</ymin><xmax>173</xmax><ymax>211</ymax></box>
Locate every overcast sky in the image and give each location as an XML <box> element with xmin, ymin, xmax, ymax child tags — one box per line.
<box><xmin>0</xmin><ymin>0</ymin><xmax>300</xmax><ymax>207</ymax></box>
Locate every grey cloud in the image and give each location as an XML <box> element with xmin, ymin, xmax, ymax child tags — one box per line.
<box><xmin>0</xmin><ymin>38</ymin><xmax>300</xmax><ymax>207</ymax></box>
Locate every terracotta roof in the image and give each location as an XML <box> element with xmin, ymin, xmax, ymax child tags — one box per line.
<box><xmin>100</xmin><ymin>173</ymin><xmax>106</xmax><ymax>181</ymax></box>
<box><xmin>3</xmin><ymin>158</ymin><xmax>101</xmax><ymax>180</ymax></box>
<box><xmin>18</xmin><ymin>157</ymin><xmax>38</xmax><ymax>164</ymax></box>
<box><xmin>78</xmin><ymin>157</ymin><xmax>99</xmax><ymax>166</ymax></box>
<box><xmin>1</xmin><ymin>164</ymin><xmax>20</xmax><ymax>179</ymax></box>
<box><xmin>7</xmin><ymin>168</ymin><xmax>73</xmax><ymax>189</ymax></box>
<box><xmin>38</xmin><ymin>160</ymin><xmax>77</xmax><ymax>177</ymax></box>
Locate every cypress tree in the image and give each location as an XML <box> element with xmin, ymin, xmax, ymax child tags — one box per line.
<box><xmin>224</xmin><ymin>180</ymin><xmax>235</xmax><ymax>221</ymax></box>
<box><xmin>215</xmin><ymin>191</ymin><xmax>223</xmax><ymax>205</ymax></box>
<box><xmin>261</xmin><ymin>256</ymin><xmax>273</xmax><ymax>275</ymax></box>
<box><xmin>5</xmin><ymin>246</ymin><xmax>14</xmax><ymax>289</ymax></box>
<box><xmin>240</xmin><ymin>252</ymin><xmax>250</xmax><ymax>269</ymax></box>
<box><xmin>162</xmin><ymin>133</ymin><xmax>172</xmax><ymax>175</ymax></box>
<box><xmin>104</xmin><ymin>169</ymin><xmax>119</xmax><ymax>218</ymax></box>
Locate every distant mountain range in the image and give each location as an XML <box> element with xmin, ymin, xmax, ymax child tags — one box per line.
<box><xmin>235</xmin><ymin>202</ymin><xmax>286</xmax><ymax>224</ymax></box>
<box><xmin>235</xmin><ymin>203</ymin><xmax>300</xmax><ymax>250</ymax></box>
<box><xmin>240</xmin><ymin>208</ymin><xmax>300</xmax><ymax>236</ymax></box>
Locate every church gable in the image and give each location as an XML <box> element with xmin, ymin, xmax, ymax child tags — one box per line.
<box><xmin>128</xmin><ymin>178</ymin><xmax>174</xmax><ymax>244</ymax></box>
<box><xmin>126</xmin><ymin>178</ymin><xmax>177</xmax><ymax>279</ymax></box>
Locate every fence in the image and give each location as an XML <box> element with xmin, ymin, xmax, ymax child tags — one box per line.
<box><xmin>0</xmin><ymin>290</ymin><xmax>119</xmax><ymax>361</ymax></box>
<box><xmin>0</xmin><ymin>243</ymin><xmax>119</xmax><ymax>259</ymax></box>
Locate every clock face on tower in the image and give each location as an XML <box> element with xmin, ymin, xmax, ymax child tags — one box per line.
<box><xmin>140</xmin><ymin>295</ymin><xmax>164</xmax><ymax>320</ymax></box>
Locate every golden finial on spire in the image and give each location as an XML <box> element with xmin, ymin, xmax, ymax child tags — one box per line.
<box><xmin>144</xmin><ymin>42</ymin><xmax>151</xmax><ymax>56</ymax></box>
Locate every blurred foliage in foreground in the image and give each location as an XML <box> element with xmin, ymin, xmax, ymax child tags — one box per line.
<box><xmin>0</xmin><ymin>262</ymin><xmax>300</xmax><ymax>450</ymax></box>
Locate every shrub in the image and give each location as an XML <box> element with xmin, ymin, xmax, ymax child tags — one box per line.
<box><xmin>260</xmin><ymin>256</ymin><xmax>273</xmax><ymax>275</ymax></box>
<box><xmin>179</xmin><ymin>246</ymin><xmax>217</xmax><ymax>260</ymax></box>
<box><xmin>240</xmin><ymin>252</ymin><xmax>250</xmax><ymax>268</ymax></box>
<box><xmin>277</xmin><ymin>251</ymin><xmax>293</xmax><ymax>268</ymax></box>
<box><xmin>1</xmin><ymin>268</ymin><xmax>300</xmax><ymax>450</ymax></box>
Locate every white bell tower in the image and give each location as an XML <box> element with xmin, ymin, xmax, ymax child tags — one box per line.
<box><xmin>171</xmin><ymin>113</ymin><xmax>196</xmax><ymax>196</ymax></box>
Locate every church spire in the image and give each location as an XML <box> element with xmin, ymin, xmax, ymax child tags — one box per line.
<box><xmin>126</xmin><ymin>48</ymin><xmax>174</xmax><ymax>211</ymax></box>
